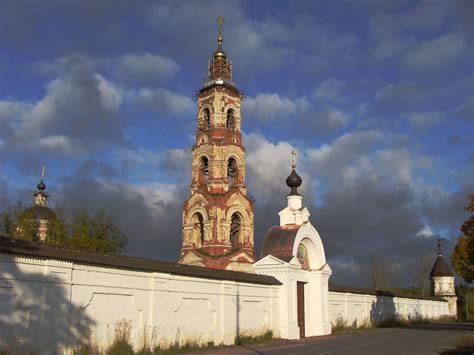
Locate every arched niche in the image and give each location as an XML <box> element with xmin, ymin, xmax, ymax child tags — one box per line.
<box><xmin>198</xmin><ymin>156</ymin><xmax>209</xmax><ymax>184</ymax></box>
<box><xmin>291</xmin><ymin>223</ymin><xmax>327</xmax><ymax>270</ymax></box>
<box><xmin>226</xmin><ymin>109</ymin><xmax>235</xmax><ymax>130</ymax></box>
<box><xmin>227</xmin><ymin>158</ymin><xmax>238</xmax><ymax>187</ymax></box>
<box><xmin>201</xmin><ymin>108</ymin><xmax>211</xmax><ymax>130</ymax></box>
<box><xmin>229</xmin><ymin>212</ymin><xmax>242</xmax><ymax>248</ymax></box>
<box><xmin>191</xmin><ymin>212</ymin><xmax>205</xmax><ymax>247</ymax></box>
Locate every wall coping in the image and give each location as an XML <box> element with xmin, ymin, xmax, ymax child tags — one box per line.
<box><xmin>329</xmin><ymin>284</ymin><xmax>448</xmax><ymax>302</ymax></box>
<box><xmin>0</xmin><ymin>236</ymin><xmax>281</xmax><ymax>286</ymax></box>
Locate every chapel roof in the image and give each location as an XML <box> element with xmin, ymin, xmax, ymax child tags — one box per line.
<box><xmin>260</xmin><ymin>224</ymin><xmax>302</xmax><ymax>260</ymax></box>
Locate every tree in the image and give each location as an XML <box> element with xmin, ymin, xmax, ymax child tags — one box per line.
<box><xmin>69</xmin><ymin>208</ymin><xmax>127</xmax><ymax>254</ymax></box>
<box><xmin>452</xmin><ymin>194</ymin><xmax>474</xmax><ymax>283</ymax></box>
<box><xmin>360</xmin><ymin>255</ymin><xmax>396</xmax><ymax>290</ymax></box>
<box><xmin>45</xmin><ymin>206</ymin><xmax>68</xmax><ymax>247</ymax></box>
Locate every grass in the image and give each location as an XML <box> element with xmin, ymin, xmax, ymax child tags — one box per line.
<box><xmin>235</xmin><ymin>330</ymin><xmax>274</xmax><ymax>346</ymax></box>
<box><xmin>331</xmin><ymin>317</ymin><xmax>373</xmax><ymax>334</ymax></box>
<box><xmin>332</xmin><ymin>315</ymin><xmax>458</xmax><ymax>333</ymax></box>
<box><xmin>72</xmin><ymin>320</ymin><xmax>274</xmax><ymax>354</ymax></box>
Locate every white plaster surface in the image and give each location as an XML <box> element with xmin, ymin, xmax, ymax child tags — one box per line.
<box><xmin>328</xmin><ymin>291</ymin><xmax>451</xmax><ymax>327</ymax></box>
<box><xmin>0</xmin><ymin>253</ymin><xmax>279</xmax><ymax>353</ymax></box>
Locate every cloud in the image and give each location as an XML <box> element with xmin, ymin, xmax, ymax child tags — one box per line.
<box><xmin>407</xmin><ymin>112</ymin><xmax>443</xmax><ymax>130</ymax></box>
<box><xmin>1</xmin><ymin>56</ymin><xmax>126</xmax><ymax>158</ymax></box>
<box><xmin>115</xmin><ymin>53</ymin><xmax>180</xmax><ymax>86</ymax></box>
<box><xmin>374</xmin><ymin>81</ymin><xmax>425</xmax><ymax>112</ymax></box>
<box><xmin>455</xmin><ymin>95</ymin><xmax>474</xmax><ymax>121</ymax></box>
<box><xmin>127</xmin><ymin>88</ymin><xmax>193</xmax><ymax>116</ymax></box>
<box><xmin>244</xmin><ymin>93</ymin><xmax>309</xmax><ymax>122</ymax></box>
<box><xmin>402</xmin><ymin>34</ymin><xmax>468</xmax><ymax>74</ymax></box>
<box><xmin>313</xmin><ymin>78</ymin><xmax>346</xmax><ymax>102</ymax></box>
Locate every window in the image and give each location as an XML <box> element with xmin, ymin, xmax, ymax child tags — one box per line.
<box><xmin>192</xmin><ymin>213</ymin><xmax>205</xmax><ymax>247</ymax></box>
<box><xmin>226</xmin><ymin>109</ymin><xmax>234</xmax><ymax>129</ymax></box>
<box><xmin>227</xmin><ymin>158</ymin><xmax>237</xmax><ymax>186</ymax></box>
<box><xmin>199</xmin><ymin>156</ymin><xmax>209</xmax><ymax>184</ymax></box>
<box><xmin>230</xmin><ymin>213</ymin><xmax>241</xmax><ymax>248</ymax></box>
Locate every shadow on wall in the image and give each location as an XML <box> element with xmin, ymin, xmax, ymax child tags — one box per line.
<box><xmin>370</xmin><ymin>292</ymin><xmax>397</xmax><ymax>325</ymax></box>
<box><xmin>0</xmin><ymin>261</ymin><xmax>94</xmax><ymax>353</ymax></box>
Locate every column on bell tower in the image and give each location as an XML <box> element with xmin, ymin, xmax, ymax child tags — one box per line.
<box><xmin>179</xmin><ymin>17</ymin><xmax>255</xmax><ymax>272</ymax></box>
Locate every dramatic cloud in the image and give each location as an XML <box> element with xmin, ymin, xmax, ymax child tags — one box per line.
<box><xmin>1</xmin><ymin>56</ymin><xmax>125</xmax><ymax>157</ymax></box>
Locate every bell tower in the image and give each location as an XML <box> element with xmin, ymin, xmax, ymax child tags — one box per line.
<box><xmin>178</xmin><ymin>17</ymin><xmax>255</xmax><ymax>272</ymax></box>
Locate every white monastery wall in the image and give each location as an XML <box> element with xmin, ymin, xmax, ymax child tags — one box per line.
<box><xmin>0</xmin><ymin>253</ymin><xmax>279</xmax><ymax>353</ymax></box>
<box><xmin>328</xmin><ymin>291</ymin><xmax>450</xmax><ymax>327</ymax></box>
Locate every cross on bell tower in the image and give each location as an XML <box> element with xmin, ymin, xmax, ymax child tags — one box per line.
<box><xmin>178</xmin><ymin>17</ymin><xmax>255</xmax><ymax>272</ymax></box>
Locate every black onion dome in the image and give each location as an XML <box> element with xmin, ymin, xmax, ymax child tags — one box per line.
<box><xmin>37</xmin><ymin>179</ymin><xmax>46</xmax><ymax>191</ymax></box>
<box><xmin>286</xmin><ymin>169</ymin><xmax>302</xmax><ymax>196</ymax></box>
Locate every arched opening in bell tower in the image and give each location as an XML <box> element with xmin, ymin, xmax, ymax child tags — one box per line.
<box><xmin>226</xmin><ymin>109</ymin><xmax>234</xmax><ymax>130</ymax></box>
<box><xmin>203</xmin><ymin>108</ymin><xmax>211</xmax><ymax>130</ymax></box>
<box><xmin>230</xmin><ymin>213</ymin><xmax>242</xmax><ymax>248</ymax></box>
<box><xmin>227</xmin><ymin>158</ymin><xmax>238</xmax><ymax>186</ymax></box>
<box><xmin>192</xmin><ymin>212</ymin><xmax>205</xmax><ymax>247</ymax></box>
<box><xmin>199</xmin><ymin>156</ymin><xmax>209</xmax><ymax>184</ymax></box>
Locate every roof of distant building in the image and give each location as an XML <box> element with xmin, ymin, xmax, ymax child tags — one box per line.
<box><xmin>0</xmin><ymin>236</ymin><xmax>281</xmax><ymax>286</ymax></box>
<box><xmin>430</xmin><ymin>255</ymin><xmax>454</xmax><ymax>277</ymax></box>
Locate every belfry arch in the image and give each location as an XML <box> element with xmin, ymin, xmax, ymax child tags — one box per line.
<box><xmin>229</xmin><ymin>212</ymin><xmax>242</xmax><ymax>248</ymax></box>
<box><xmin>192</xmin><ymin>212</ymin><xmax>205</xmax><ymax>247</ymax></box>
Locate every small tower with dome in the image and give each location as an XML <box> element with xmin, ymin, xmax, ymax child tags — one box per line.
<box><xmin>20</xmin><ymin>166</ymin><xmax>57</xmax><ymax>241</ymax></box>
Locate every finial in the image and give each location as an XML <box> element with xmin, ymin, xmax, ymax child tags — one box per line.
<box><xmin>37</xmin><ymin>165</ymin><xmax>46</xmax><ymax>191</ymax></box>
<box><xmin>217</xmin><ymin>16</ymin><xmax>224</xmax><ymax>43</ymax></box>
<box><xmin>436</xmin><ymin>236</ymin><xmax>445</xmax><ymax>256</ymax></box>
<box><xmin>286</xmin><ymin>150</ymin><xmax>302</xmax><ymax>196</ymax></box>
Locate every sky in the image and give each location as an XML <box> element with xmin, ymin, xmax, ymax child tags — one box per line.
<box><xmin>0</xmin><ymin>0</ymin><xmax>473</xmax><ymax>287</ymax></box>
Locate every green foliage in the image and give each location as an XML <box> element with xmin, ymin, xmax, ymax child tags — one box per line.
<box><xmin>452</xmin><ymin>195</ymin><xmax>474</xmax><ymax>283</ymax></box>
<box><xmin>69</xmin><ymin>209</ymin><xmax>127</xmax><ymax>254</ymax></box>
<box><xmin>456</xmin><ymin>284</ymin><xmax>474</xmax><ymax>321</ymax></box>
<box><xmin>1</xmin><ymin>203</ymin><xmax>127</xmax><ymax>255</ymax></box>
<box><xmin>2</xmin><ymin>213</ymin><xmax>14</xmax><ymax>236</ymax></box>
<box><xmin>235</xmin><ymin>330</ymin><xmax>273</xmax><ymax>346</ymax></box>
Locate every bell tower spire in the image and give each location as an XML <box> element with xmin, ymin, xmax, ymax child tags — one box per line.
<box><xmin>179</xmin><ymin>17</ymin><xmax>255</xmax><ymax>272</ymax></box>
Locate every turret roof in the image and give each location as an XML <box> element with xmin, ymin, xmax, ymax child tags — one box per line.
<box><xmin>430</xmin><ymin>254</ymin><xmax>454</xmax><ymax>277</ymax></box>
